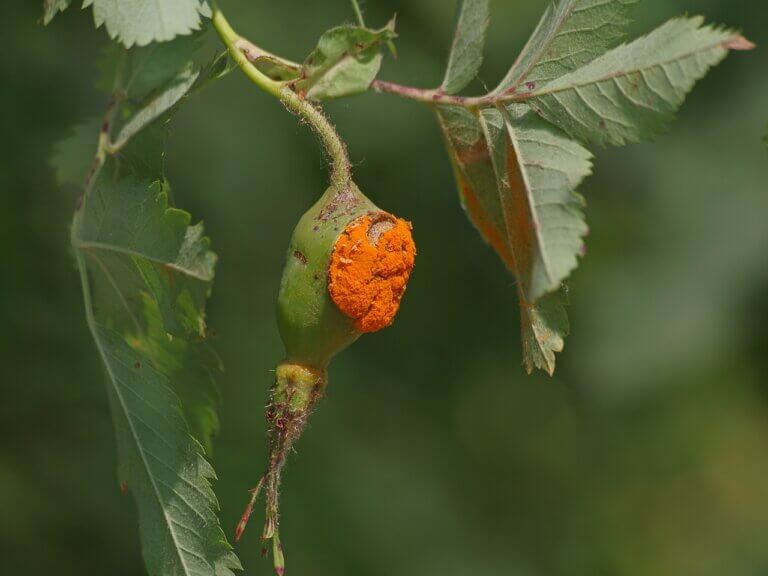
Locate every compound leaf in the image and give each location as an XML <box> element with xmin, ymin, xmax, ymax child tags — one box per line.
<box><xmin>441</xmin><ymin>0</ymin><xmax>491</xmax><ymax>95</ymax></box>
<box><xmin>431</xmin><ymin>1</ymin><xmax>752</xmax><ymax>374</ymax></box>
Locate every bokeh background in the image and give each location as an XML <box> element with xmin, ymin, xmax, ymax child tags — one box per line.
<box><xmin>2</xmin><ymin>1</ymin><xmax>768</xmax><ymax>574</ymax></box>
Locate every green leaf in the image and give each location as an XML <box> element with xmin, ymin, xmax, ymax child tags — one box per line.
<box><xmin>48</xmin><ymin>35</ymin><xmax>203</xmax><ymax>185</ymax></box>
<box><xmin>75</xmin><ymin>175</ymin><xmax>215</xmax><ymax>339</ymax></box>
<box><xmin>525</xmin><ymin>17</ymin><xmax>753</xmax><ymax>146</ymax></box>
<box><xmin>493</xmin><ymin>0</ymin><xmax>637</xmax><ymax>95</ymax></box>
<box><xmin>83</xmin><ymin>0</ymin><xmax>211</xmax><ymax>47</ymax></box>
<box><xmin>63</xmin><ymin>38</ymin><xmax>240</xmax><ymax>574</ymax></box>
<box><xmin>113</xmin><ymin>65</ymin><xmax>200</xmax><ymax>151</ymax></box>
<box><xmin>89</xmin><ymin>323</ymin><xmax>239</xmax><ymax>576</ymax></box>
<box><xmin>297</xmin><ymin>20</ymin><xmax>397</xmax><ymax>100</ymax></box>
<box><xmin>520</xmin><ymin>287</ymin><xmax>569</xmax><ymax>376</ymax></box>
<box><xmin>435</xmin><ymin>104</ymin><xmax>581</xmax><ymax>374</ymax></box>
<box><xmin>72</xmin><ymin>164</ymin><xmax>238</xmax><ymax>576</ymax></box>
<box><xmin>489</xmin><ymin>104</ymin><xmax>592</xmax><ymax>303</ymax></box>
<box><xmin>139</xmin><ymin>295</ymin><xmax>223</xmax><ymax>454</ymax></box>
<box><xmin>50</xmin><ymin>116</ymin><xmax>101</xmax><ymax>186</ymax></box>
<box><xmin>41</xmin><ymin>0</ymin><xmax>71</xmax><ymax>25</ymax></box>
<box><xmin>441</xmin><ymin>0</ymin><xmax>491</xmax><ymax>95</ymax></box>
<box><xmin>123</xmin><ymin>33</ymin><xmax>204</xmax><ymax>99</ymax></box>
<box><xmin>430</xmin><ymin>1</ymin><xmax>752</xmax><ymax>374</ymax></box>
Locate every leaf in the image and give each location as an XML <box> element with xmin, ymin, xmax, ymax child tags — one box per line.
<box><xmin>521</xmin><ymin>287</ymin><xmax>570</xmax><ymax>376</ymax></box>
<box><xmin>50</xmin><ymin>116</ymin><xmax>101</xmax><ymax>186</ymax></box>
<box><xmin>124</xmin><ymin>33</ymin><xmax>204</xmax><ymax>99</ymax></box>
<box><xmin>73</xmin><ymin>161</ymin><xmax>238</xmax><ymax>576</ymax></box>
<box><xmin>139</xmin><ymin>295</ymin><xmax>223</xmax><ymax>454</ymax></box>
<box><xmin>491</xmin><ymin>104</ymin><xmax>592</xmax><ymax>302</ymax></box>
<box><xmin>63</xmin><ymin>39</ymin><xmax>240</xmax><ymax>575</ymax></box>
<box><xmin>104</xmin><ymin>33</ymin><xmax>212</xmax><ymax>153</ymax></box>
<box><xmin>66</xmin><ymin>35</ymin><xmax>207</xmax><ymax>183</ymax></box>
<box><xmin>525</xmin><ymin>17</ymin><xmax>754</xmax><ymax>146</ymax></box>
<box><xmin>435</xmin><ymin>104</ymin><xmax>579</xmax><ymax>374</ymax></box>
<box><xmin>441</xmin><ymin>0</ymin><xmax>491</xmax><ymax>95</ymax></box>
<box><xmin>83</xmin><ymin>0</ymin><xmax>211</xmax><ymax>47</ymax></box>
<box><xmin>113</xmin><ymin>65</ymin><xmax>200</xmax><ymax>151</ymax></box>
<box><xmin>75</xmin><ymin>175</ymin><xmax>215</xmax><ymax>339</ymax></box>
<box><xmin>429</xmin><ymin>0</ymin><xmax>752</xmax><ymax>374</ymax></box>
<box><xmin>494</xmin><ymin>0</ymin><xmax>637</xmax><ymax>95</ymax></box>
<box><xmin>89</xmin><ymin>323</ymin><xmax>239</xmax><ymax>576</ymax></box>
<box><xmin>297</xmin><ymin>19</ymin><xmax>397</xmax><ymax>100</ymax></box>
<box><xmin>41</xmin><ymin>0</ymin><xmax>71</xmax><ymax>25</ymax></box>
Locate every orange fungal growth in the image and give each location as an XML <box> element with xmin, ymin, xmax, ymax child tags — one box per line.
<box><xmin>328</xmin><ymin>214</ymin><xmax>416</xmax><ymax>333</ymax></box>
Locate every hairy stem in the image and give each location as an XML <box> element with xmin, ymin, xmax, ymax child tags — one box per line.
<box><xmin>211</xmin><ymin>4</ymin><xmax>351</xmax><ymax>189</ymax></box>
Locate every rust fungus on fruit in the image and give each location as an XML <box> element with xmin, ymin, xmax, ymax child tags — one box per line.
<box><xmin>328</xmin><ymin>214</ymin><xmax>416</xmax><ymax>333</ymax></box>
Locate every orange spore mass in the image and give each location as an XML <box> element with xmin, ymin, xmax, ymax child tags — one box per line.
<box><xmin>328</xmin><ymin>215</ymin><xmax>416</xmax><ymax>333</ymax></box>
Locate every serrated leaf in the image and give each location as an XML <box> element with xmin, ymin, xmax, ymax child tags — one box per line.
<box><xmin>50</xmin><ymin>116</ymin><xmax>101</xmax><ymax>186</ymax></box>
<box><xmin>73</xmin><ymin>168</ymin><xmax>238</xmax><ymax>576</ymax></box>
<box><xmin>436</xmin><ymin>104</ymin><xmax>579</xmax><ymax>374</ymax></box>
<box><xmin>494</xmin><ymin>0</ymin><xmax>637</xmax><ymax>95</ymax></box>
<box><xmin>297</xmin><ymin>20</ymin><xmax>396</xmax><ymax>100</ymax></box>
<box><xmin>64</xmin><ymin>40</ymin><xmax>239</xmax><ymax>575</ymax></box>
<box><xmin>441</xmin><ymin>0</ymin><xmax>490</xmax><ymax>95</ymax></box>
<box><xmin>490</xmin><ymin>104</ymin><xmax>592</xmax><ymax>302</ymax></box>
<box><xmin>75</xmin><ymin>175</ymin><xmax>215</xmax><ymax>339</ymax></box>
<box><xmin>520</xmin><ymin>287</ymin><xmax>569</xmax><ymax>375</ymax></box>
<box><xmin>525</xmin><ymin>17</ymin><xmax>753</xmax><ymax>146</ymax></box>
<box><xmin>90</xmin><ymin>323</ymin><xmax>239</xmax><ymax>576</ymax></box>
<box><xmin>431</xmin><ymin>2</ymin><xmax>751</xmax><ymax>375</ymax></box>
<box><xmin>42</xmin><ymin>0</ymin><xmax>71</xmax><ymax>25</ymax></box>
<box><xmin>83</xmin><ymin>0</ymin><xmax>211</xmax><ymax>47</ymax></box>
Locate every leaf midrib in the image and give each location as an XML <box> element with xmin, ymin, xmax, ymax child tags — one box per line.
<box><xmin>518</xmin><ymin>35</ymin><xmax>734</xmax><ymax>101</ymax></box>
<box><xmin>498</xmin><ymin>107</ymin><xmax>558</xmax><ymax>295</ymax></box>
<box><xmin>86</xmin><ymin>315</ymin><xmax>201</xmax><ymax>576</ymax></box>
<box><xmin>73</xmin><ymin>238</ymin><xmax>213</xmax><ymax>282</ymax></box>
<box><xmin>494</xmin><ymin>0</ymin><xmax>578</xmax><ymax>95</ymax></box>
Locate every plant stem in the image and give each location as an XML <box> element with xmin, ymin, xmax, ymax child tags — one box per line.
<box><xmin>208</xmin><ymin>10</ymin><xmax>530</xmax><ymax>111</ymax></box>
<box><xmin>210</xmin><ymin>4</ymin><xmax>351</xmax><ymax>189</ymax></box>
<box><xmin>350</xmin><ymin>0</ymin><xmax>365</xmax><ymax>26</ymax></box>
<box><xmin>372</xmin><ymin>79</ymin><xmax>524</xmax><ymax>107</ymax></box>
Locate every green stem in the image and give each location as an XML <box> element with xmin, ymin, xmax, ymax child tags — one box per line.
<box><xmin>211</xmin><ymin>4</ymin><xmax>351</xmax><ymax>189</ymax></box>
<box><xmin>350</xmin><ymin>0</ymin><xmax>365</xmax><ymax>27</ymax></box>
<box><xmin>208</xmin><ymin>9</ymin><xmax>528</xmax><ymax>110</ymax></box>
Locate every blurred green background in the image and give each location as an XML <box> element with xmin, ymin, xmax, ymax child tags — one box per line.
<box><xmin>2</xmin><ymin>1</ymin><xmax>768</xmax><ymax>574</ymax></box>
